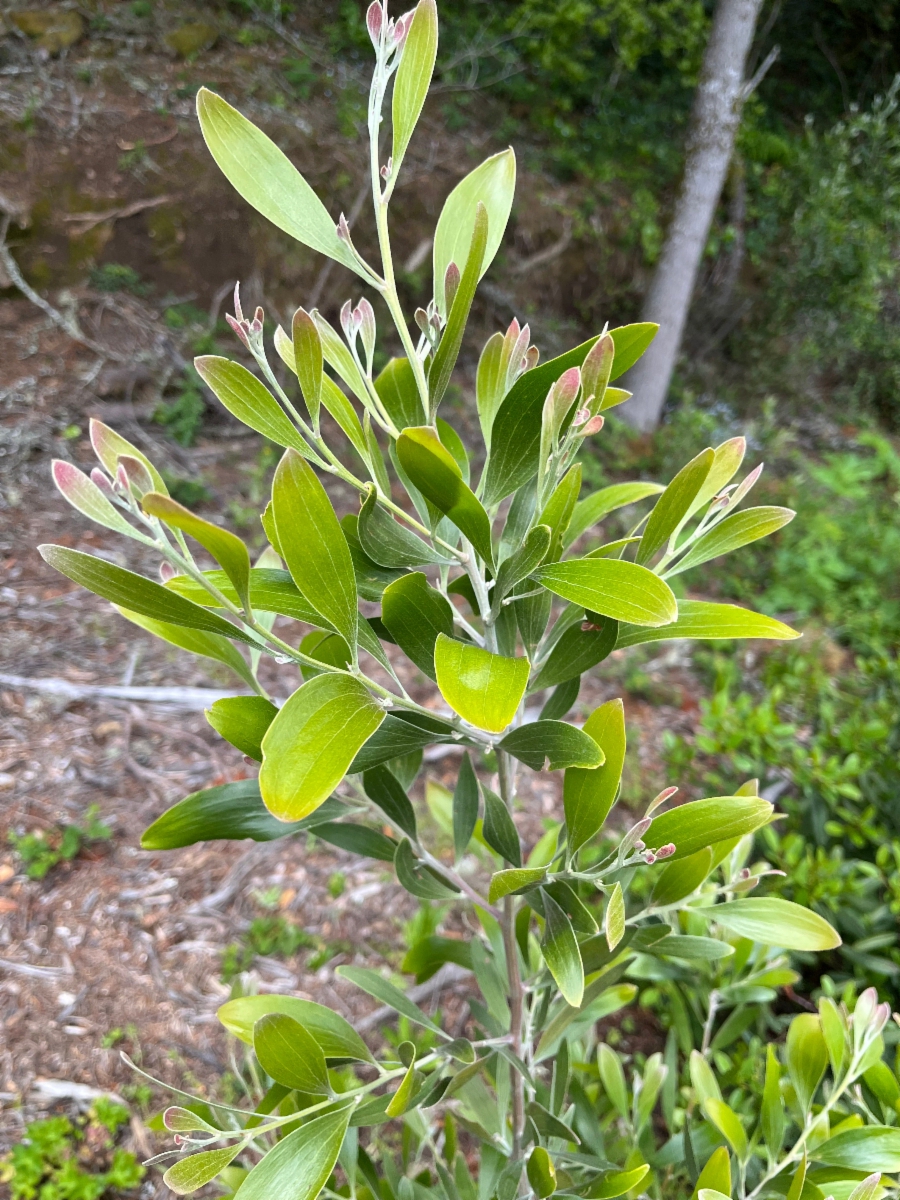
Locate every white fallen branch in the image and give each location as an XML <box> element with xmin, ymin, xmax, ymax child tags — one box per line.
<box><xmin>0</xmin><ymin>673</ymin><xmax>244</xmax><ymax>710</ymax></box>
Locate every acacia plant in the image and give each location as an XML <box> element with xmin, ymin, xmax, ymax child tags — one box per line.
<box><xmin>40</xmin><ymin>3</ymin><xmax>899</xmax><ymax>1198</ymax></box>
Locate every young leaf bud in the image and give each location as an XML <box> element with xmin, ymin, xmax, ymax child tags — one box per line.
<box><xmin>356</xmin><ymin>298</ymin><xmax>376</xmax><ymax>372</ymax></box>
<box><xmin>340</xmin><ymin>299</ymin><xmax>358</xmax><ymax>343</ymax></box>
<box><xmin>90</xmin><ymin>467</ymin><xmax>117</xmax><ymax>500</ymax></box>
<box><xmin>572</xmin><ymin>407</ymin><xmax>590</xmax><ymax>427</ymax></box>
<box><xmin>655</xmin><ymin>842</ymin><xmax>676</xmax><ymax>860</ymax></box>
<box><xmin>337</xmin><ymin>213</ymin><xmax>352</xmax><ymax>243</ymax></box>
<box><xmin>643</xmin><ymin>850</ymin><xmax>657</xmax><ymax>864</ymax></box>
<box><xmin>581</xmin><ymin>331</ymin><xmax>614</xmax><ymax>412</ymax></box>
<box><xmin>581</xmin><ymin>414</ymin><xmax>604</xmax><ymax>436</ymax></box>
<box><xmin>415</xmin><ymin>307</ymin><xmax>431</xmax><ymax>335</ymax></box>
<box><xmin>159</xmin><ymin>561</ymin><xmax>176</xmax><ymax>583</ymax></box>
<box><xmin>620</xmin><ymin>817</ymin><xmax>652</xmax><ymax>857</ymax></box>
<box><xmin>444</xmin><ymin>261</ymin><xmax>461</xmax><ymax>312</ymax></box>
<box><xmin>366</xmin><ymin>0</ymin><xmax>384</xmax><ymax>47</ymax></box>
<box><xmin>524</xmin><ymin>345</ymin><xmax>540</xmax><ymax>371</ymax></box>
<box><xmin>646</xmin><ymin>786</ymin><xmax>678</xmax><ymax>817</ymax></box>
<box><xmin>118</xmin><ymin>454</ymin><xmax>154</xmax><ymax>499</ymax></box>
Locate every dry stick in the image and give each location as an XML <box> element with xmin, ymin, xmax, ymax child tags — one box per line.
<box><xmin>0</xmin><ymin>674</ymin><xmax>245</xmax><ymax>711</ymax></box>
<box><xmin>63</xmin><ymin>193</ymin><xmax>178</xmax><ymax>235</ymax></box>
<box><xmin>0</xmin><ymin>214</ymin><xmax>128</xmax><ymax>363</ymax></box>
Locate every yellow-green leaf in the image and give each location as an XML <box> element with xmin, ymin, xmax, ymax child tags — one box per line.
<box><xmin>197</xmin><ymin>88</ymin><xmax>361</xmax><ymax>275</ymax></box>
<box><xmin>564</xmin><ymin>699</ymin><xmax>626</xmax><ymax>852</ymax></box>
<box><xmin>697</xmin><ymin>898</ymin><xmax>841</xmax><ymax>951</ymax></box>
<box><xmin>615</xmin><ymin>600</ymin><xmax>800</xmax><ymax>648</ymax></box>
<box><xmin>534</xmin><ymin>558</ymin><xmax>677</xmax><ymax>627</ymax></box>
<box><xmin>273</xmin><ymin>449</ymin><xmax>358</xmax><ymax>651</ymax></box>
<box><xmin>259</xmin><ymin>675</ymin><xmax>384</xmax><ymax>821</ymax></box>
<box><xmin>434</xmin><ymin>634</ymin><xmax>528</xmax><ymax>732</ymax></box>
<box><xmin>391</xmin><ymin>0</ymin><xmax>438</xmax><ymax>179</ymax></box>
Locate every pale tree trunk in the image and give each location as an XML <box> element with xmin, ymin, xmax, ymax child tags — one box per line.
<box><xmin>623</xmin><ymin>0</ymin><xmax>767</xmax><ymax>432</ymax></box>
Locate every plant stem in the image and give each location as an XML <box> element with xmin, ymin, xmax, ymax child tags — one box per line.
<box><xmin>498</xmin><ymin>751</ymin><xmax>526</xmax><ymax>1159</ymax></box>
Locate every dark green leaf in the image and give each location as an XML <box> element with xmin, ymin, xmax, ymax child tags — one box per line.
<box><xmin>531</xmin><ymin>615</ymin><xmax>618</xmax><ymax>690</ymax></box>
<box><xmin>299</xmin><ymin>629</ymin><xmax>352</xmax><ymax>680</ymax></box>
<box><xmin>527</xmin><ymin>1100</ymin><xmax>580</xmax><ymax>1144</ymax></box>
<box><xmin>311</xmin><ymin>821</ymin><xmax>397</xmax><ymax>862</ymax></box>
<box><xmin>253</xmin><ymin>1013</ymin><xmax>328</xmax><ymax>1093</ymax></box>
<box><xmin>402</xmin><ymin>935</ymin><xmax>473</xmax><ymax>984</ymax></box>
<box><xmin>396</xmin><ymin>427</ymin><xmax>494</xmax><ymax>566</ymax></box>
<box><xmin>495</xmin><ymin>524</ymin><xmax>551</xmax><ymax>601</ymax></box>
<box><xmin>514</xmin><ymin>586</ymin><xmax>552</xmax><ymax>655</ymax></box>
<box><xmin>348</xmin><ymin>712</ymin><xmax>456</xmax><ymax>772</ymax></box>
<box><xmin>374</xmin><ymin>357</ymin><xmax>425</xmax><ymax>430</ymax></box>
<box><xmin>206</xmin><ymin>696</ymin><xmax>278</xmax><ymax>761</ymax></box>
<box><xmin>539</xmin><ymin>676</ymin><xmax>580</xmax><ymax>721</ymax></box>
<box><xmin>363</xmin><ymin>764</ymin><xmax>417</xmax><ymax>839</ymax></box>
<box><xmin>482</xmin><ymin>787</ymin><xmax>522</xmax><ymax>866</ymax></box>
<box><xmin>39</xmin><ymin>545</ymin><xmax>260</xmax><ymax>645</ymax></box>
<box><xmin>538</xmin><ymin>464</ymin><xmax>581</xmax><ymax>557</ymax></box>
<box><xmin>141</xmin><ymin>781</ymin><xmax>349</xmax><ymax>849</ymax></box>
<box><xmin>652</xmin><ymin>935</ymin><xmax>734</xmax><ymax>961</ymax></box>
<box><xmin>453</xmin><ymin>752</ymin><xmax>480</xmax><ymax>860</ymax></box>
<box><xmin>499</xmin><ymin>720</ymin><xmax>604</xmax><ymax>771</ymax></box>
<box><xmin>381</xmin><ymin>571</ymin><xmax>454</xmax><ymax>680</ymax></box>
<box><xmin>340</xmin><ymin>515</ymin><xmax>408</xmax><ymax>601</ymax></box>
<box><xmin>358</xmin><ymin>486</ymin><xmax>448</xmax><ymax>567</ymax></box>
<box><xmin>542</xmin><ymin>880</ymin><xmax>599</xmax><ymax>934</ymax></box>
<box><xmin>394</xmin><ymin>838</ymin><xmax>460</xmax><ymax>899</ymax></box>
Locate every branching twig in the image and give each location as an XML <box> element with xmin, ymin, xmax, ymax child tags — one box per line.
<box><xmin>0</xmin><ymin>213</ymin><xmax>128</xmax><ymax>363</ymax></box>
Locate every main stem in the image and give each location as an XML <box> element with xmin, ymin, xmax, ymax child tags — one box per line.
<box><xmin>498</xmin><ymin>749</ymin><xmax>526</xmax><ymax>1159</ymax></box>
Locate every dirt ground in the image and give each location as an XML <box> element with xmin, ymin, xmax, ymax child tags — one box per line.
<box><xmin>0</xmin><ymin>3</ymin><xmax>699</xmax><ymax>1184</ymax></box>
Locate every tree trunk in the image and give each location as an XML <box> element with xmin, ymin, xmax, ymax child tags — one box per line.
<box><xmin>622</xmin><ymin>0</ymin><xmax>766</xmax><ymax>432</ymax></box>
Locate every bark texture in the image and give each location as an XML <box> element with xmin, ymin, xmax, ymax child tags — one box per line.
<box><xmin>623</xmin><ymin>0</ymin><xmax>766</xmax><ymax>432</ymax></box>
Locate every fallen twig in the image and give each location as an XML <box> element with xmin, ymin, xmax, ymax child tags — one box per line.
<box><xmin>0</xmin><ymin>674</ymin><xmax>246</xmax><ymax>710</ymax></box>
<box><xmin>64</xmin><ymin>193</ymin><xmax>178</xmax><ymax>235</ymax></box>
<box><xmin>0</xmin><ymin>213</ymin><xmax>128</xmax><ymax>363</ymax></box>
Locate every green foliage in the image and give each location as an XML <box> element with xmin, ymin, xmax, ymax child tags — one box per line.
<box><xmin>8</xmin><ymin>805</ymin><xmax>111</xmax><ymax>880</ymax></box>
<box><xmin>40</xmin><ymin>5</ymin><xmax>896</xmax><ymax>1198</ymax></box>
<box><xmin>663</xmin><ymin>431</ymin><xmax>900</xmax><ymax>993</ymax></box>
<box><xmin>88</xmin><ymin>263</ymin><xmax>147</xmax><ymax>295</ymax></box>
<box><xmin>0</xmin><ymin>1104</ymin><xmax>143</xmax><ymax>1200</ymax></box>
